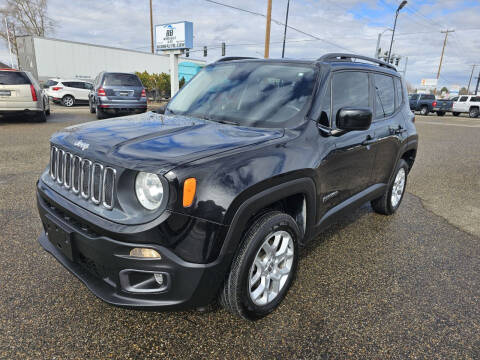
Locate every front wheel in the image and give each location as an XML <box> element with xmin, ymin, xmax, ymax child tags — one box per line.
<box><xmin>371</xmin><ymin>159</ymin><xmax>409</xmax><ymax>215</ymax></box>
<box><xmin>219</xmin><ymin>211</ymin><xmax>300</xmax><ymax>320</ymax></box>
<box><xmin>89</xmin><ymin>98</ymin><xmax>96</xmax><ymax>113</ymax></box>
<box><xmin>436</xmin><ymin>111</ymin><xmax>445</xmax><ymax>116</ymax></box>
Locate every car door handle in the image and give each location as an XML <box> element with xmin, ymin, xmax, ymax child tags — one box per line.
<box><xmin>362</xmin><ymin>135</ymin><xmax>377</xmax><ymax>146</ymax></box>
<box><xmin>389</xmin><ymin>125</ymin><xmax>407</xmax><ymax>135</ymax></box>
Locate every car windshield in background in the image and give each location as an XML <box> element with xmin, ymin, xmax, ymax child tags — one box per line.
<box><xmin>104</xmin><ymin>73</ymin><xmax>142</xmax><ymax>87</ymax></box>
<box><xmin>0</xmin><ymin>71</ymin><xmax>31</xmax><ymax>85</ymax></box>
<box><xmin>410</xmin><ymin>94</ymin><xmax>419</xmax><ymax>100</ymax></box>
<box><xmin>167</xmin><ymin>62</ymin><xmax>316</xmax><ymax>128</ymax></box>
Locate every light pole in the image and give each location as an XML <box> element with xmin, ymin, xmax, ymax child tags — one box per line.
<box><xmin>387</xmin><ymin>0</ymin><xmax>407</xmax><ymax>63</ymax></box>
<box><xmin>281</xmin><ymin>0</ymin><xmax>291</xmax><ymax>58</ymax></box>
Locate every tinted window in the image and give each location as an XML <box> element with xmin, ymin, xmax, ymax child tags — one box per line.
<box><xmin>0</xmin><ymin>71</ymin><xmax>31</xmax><ymax>85</ymax></box>
<box><xmin>318</xmin><ymin>79</ymin><xmax>331</xmax><ymax>127</ymax></box>
<box><xmin>410</xmin><ymin>94</ymin><xmax>419</xmax><ymax>100</ymax></box>
<box><xmin>423</xmin><ymin>94</ymin><xmax>435</xmax><ymax>100</ymax></box>
<box><xmin>374</xmin><ymin>73</ymin><xmax>395</xmax><ymax>118</ymax></box>
<box><xmin>168</xmin><ymin>62</ymin><xmax>316</xmax><ymax>128</ymax></box>
<box><xmin>451</xmin><ymin>97</ymin><xmax>458</xmax><ymax>101</ymax></box>
<box><xmin>45</xmin><ymin>80</ymin><xmax>58</xmax><ymax>87</ymax></box>
<box><xmin>331</xmin><ymin>71</ymin><xmax>369</xmax><ymax>123</ymax></box>
<box><xmin>459</xmin><ymin>96</ymin><xmax>468</xmax><ymax>102</ymax></box>
<box><xmin>84</xmin><ymin>82</ymin><xmax>93</xmax><ymax>90</ymax></box>
<box><xmin>62</xmin><ymin>82</ymin><xmax>74</xmax><ymax>88</ymax></box>
<box><xmin>394</xmin><ymin>77</ymin><xmax>403</xmax><ymax>109</ymax></box>
<box><xmin>104</xmin><ymin>73</ymin><xmax>142</xmax><ymax>87</ymax></box>
<box><xmin>471</xmin><ymin>96</ymin><xmax>480</xmax><ymax>102</ymax></box>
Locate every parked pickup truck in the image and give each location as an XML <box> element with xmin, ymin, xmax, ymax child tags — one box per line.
<box><xmin>409</xmin><ymin>93</ymin><xmax>453</xmax><ymax>116</ymax></box>
<box><xmin>451</xmin><ymin>95</ymin><xmax>480</xmax><ymax>118</ymax></box>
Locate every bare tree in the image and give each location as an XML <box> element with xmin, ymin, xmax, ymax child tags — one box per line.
<box><xmin>0</xmin><ymin>0</ymin><xmax>53</xmax><ymax>63</ymax></box>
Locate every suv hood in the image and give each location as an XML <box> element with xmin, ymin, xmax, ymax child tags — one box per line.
<box><xmin>51</xmin><ymin>112</ymin><xmax>284</xmax><ymax>172</ymax></box>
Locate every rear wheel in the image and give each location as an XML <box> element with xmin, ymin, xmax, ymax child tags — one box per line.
<box><xmin>62</xmin><ymin>95</ymin><xmax>75</xmax><ymax>107</ymax></box>
<box><xmin>89</xmin><ymin>98</ymin><xmax>96</xmax><ymax>113</ymax></box>
<box><xmin>32</xmin><ymin>110</ymin><xmax>47</xmax><ymax>123</ymax></box>
<box><xmin>436</xmin><ymin>111</ymin><xmax>445</xmax><ymax>116</ymax></box>
<box><xmin>371</xmin><ymin>159</ymin><xmax>408</xmax><ymax>215</ymax></box>
<box><xmin>420</xmin><ymin>106</ymin><xmax>429</xmax><ymax>116</ymax></box>
<box><xmin>469</xmin><ymin>107</ymin><xmax>479</xmax><ymax>118</ymax></box>
<box><xmin>96</xmin><ymin>105</ymin><xmax>106</xmax><ymax>119</ymax></box>
<box><xmin>219</xmin><ymin>211</ymin><xmax>300</xmax><ymax>320</ymax></box>
<box><xmin>452</xmin><ymin>112</ymin><xmax>460</xmax><ymax>116</ymax></box>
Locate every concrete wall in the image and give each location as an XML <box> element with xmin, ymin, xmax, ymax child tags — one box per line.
<box><xmin>17</xmin><ymin>36</ymin><xmax>205</xmax><ymax>82</ymax></box>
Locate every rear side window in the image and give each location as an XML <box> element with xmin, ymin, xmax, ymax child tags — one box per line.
<box><xmin>0</xmin><ymin>71</ymin><xmax>31</xmax><ymax>85</ymax></box>
<box><xmin>423</xmin><ymin>94</ymin><xmax>435</xmax><ymax>100</ymax></box>
<box><xmin>459</xmin><ymin>96</ymin><xmax>468</xmax><ymax>102</ymax></box>
<box><xmin>394</xmin><ymin>77</ymin><xmax>403</xmax><ymax>109</ymax></box>
<box><xmin>45</xmin><ymin>80</ymin><xmax>58</xmax><ymax>87</ymax></box>
<box><xmin>410</xmin><ymin>94</ymin><xmax>418</xmax><ymax>100</ymax></box>
<box><xmin>103</xmin><ymin>73</ymin><xmax>142</xmax><ymax>87</ymax></box>
<box><xmin>332</xmin><ymin>71</ymin><xmax>369</xmax><ymax>123</ymax></box>
<box><xmin>374</xmin><ymin>73</ymin><xmax>395</xmax><ymax>118</ymax></box>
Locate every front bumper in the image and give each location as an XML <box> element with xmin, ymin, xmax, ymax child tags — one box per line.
<box><xmin>36</xmin><ymin>185</ymin><xmax>230</xmax><ymax>310</ymax></box>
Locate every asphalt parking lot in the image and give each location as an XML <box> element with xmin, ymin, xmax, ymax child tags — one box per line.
<box><xmin>1</xmin><ymin>106</ymin><xmax>479</xmax><ymax>359</ymax></box>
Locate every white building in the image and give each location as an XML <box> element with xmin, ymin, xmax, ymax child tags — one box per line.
<box><xmin>16</xmin><ymin>35</ymin><xmax>205</xmax><ymax>82</ymax></box>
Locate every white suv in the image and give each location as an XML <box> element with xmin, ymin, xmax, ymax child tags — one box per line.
<box><xmin>452</xmin><ymin>95</ymin><xmax>480</xmax><ymax>118</ymax></box>
<box><xmin>45</xmin><ymin>79</ymin><xmax>93</xmax><ymax>107</ymax></box>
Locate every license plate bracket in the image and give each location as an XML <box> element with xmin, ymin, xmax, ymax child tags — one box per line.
<box><xmin>45</xmin><ymin>214</ymin><xmax>74</xmax><ymax>261</ymax></box>
<box><xmin>119</xmin><ymin>91</ymin><xmax>129</xmax><ymax>96</ymax></box>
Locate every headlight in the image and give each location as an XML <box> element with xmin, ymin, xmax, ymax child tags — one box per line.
<box><xmin>135</xmin><ymin>172</ymin><xmax>164</xmax><ymax>210</ymax></box>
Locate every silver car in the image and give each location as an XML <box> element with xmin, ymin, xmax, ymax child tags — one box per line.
<box><xmin>0</xmin><ymin>69</ymin><xmax>50</xmax><ymax>122</ymax></box>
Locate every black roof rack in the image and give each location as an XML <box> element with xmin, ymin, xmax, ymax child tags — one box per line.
<box><xmin>317</xmin><ymin>53</ymin><xmax>397</xmax><ymax>71</ymax></box>
<box><xmin>216</xmin><ymin>56</ymin><xmax>258</xmax><ymax>62</ymax></box>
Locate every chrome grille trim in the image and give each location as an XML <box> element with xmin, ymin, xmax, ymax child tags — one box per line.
<box><xmin>56</xmin><ymin>149</ymin><xmax>65</xmax><ymax>184</ymax></box>
<box><xmin>102</xmin><ymin>167</ymin><xmax>116</xmax><ymax>210</ymax></box>
<box><xmin>80</xmin><ymin>159</ymin><xmax>92</xmax><ymax>199</ymax></box>
<box><xmin>91</xmin><ymin>163</ymin><xmax>103</xmax><ymax>204</ymax></box>
<box><xmin>49</xmin><ymin>145</ymin><xmax>115</xmax><ymax>210</ymax></box>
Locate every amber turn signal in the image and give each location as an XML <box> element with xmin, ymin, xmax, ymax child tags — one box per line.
<box><xmin>183</xmin><ymin>178</ymin><xmax>197</xmax><ymax>207</ymax></box>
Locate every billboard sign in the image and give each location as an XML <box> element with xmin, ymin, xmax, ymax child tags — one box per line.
<box><xmin>421</xmin><ymin>78</ymin><xmax>438</xmax><ymax>87</ymax></box>
<box><xmin>155</xmin><ymin>21</ymin><xmax>193</xmax><ymax>51</ymax></box>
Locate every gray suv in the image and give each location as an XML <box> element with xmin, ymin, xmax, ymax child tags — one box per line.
<box><xmin>88</xmin><ymin>72</ymin><xmax>147</xmax><ymax>119</ymax></box>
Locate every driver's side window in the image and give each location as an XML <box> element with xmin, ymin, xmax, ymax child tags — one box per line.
<box><xmin>331</xmin><ymin>71</ymin><xmax>369</xmax><ymax>128</ymax></box>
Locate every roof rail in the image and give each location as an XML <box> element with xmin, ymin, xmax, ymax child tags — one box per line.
<box><xmin>317</xmin><ymin>53</ymin><xmax>397</xmax><ymax>71</ymax></box>
<box><xmin>216</xmin><ymin>57</ymin><xmax>258</xmax><ymax>62</ymax></box>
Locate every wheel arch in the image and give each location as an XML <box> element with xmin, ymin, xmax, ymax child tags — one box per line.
<box><xmin>220</xmin><ymin>177</ymin><xmax>317</xmax><ymax>260</ymax></box>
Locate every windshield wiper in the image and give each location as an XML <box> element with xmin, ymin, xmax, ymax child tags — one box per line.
<box><xmin>215</xmin><ymin>119</ymin><xmax>239</xmax><ymax>125</ymax></box>
<box><xmin>194</xmin><ymin>114</ymin><xmax>239</xmax><ymax>126</ymax></box>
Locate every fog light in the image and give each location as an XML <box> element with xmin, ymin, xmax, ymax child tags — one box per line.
<box><xmin>129</xmin><ymin>248</ymin><xmax>161</xmax><ymax>259</ymax></box>
<box><xmin>154</xmin><ymin>273</ymin><xmax>164</xmax><ymax>285</ymax></box>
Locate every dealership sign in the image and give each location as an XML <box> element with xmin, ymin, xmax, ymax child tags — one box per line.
<box><xmin>155</xmin><ymin>21</ymin><xmax>193</xmax><ymax>51</ymax></box>
<box><xmin>421</xmin><ymin>78</ymin><xmax>438</xmax><ymax>87</ymax></box>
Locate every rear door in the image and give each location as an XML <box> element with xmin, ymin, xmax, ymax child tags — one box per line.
<box><xmin>369</xmin><ymin>73</ymin><xmax>407</xmax><ymax>185</ymax></box>
<box><xmin>456</xmin><ymin>96</ymin><xmax>469</xmax><ymax>112</ymax></box>
<box><xmin>73</xmin><ymin>81</ymin><xmax>90</xmax><ymax>101</ymax></box>
<box><xmin>0</xmin><ymin>71</ymin><xmax>33</xmax><ymax>107</ymax></box>
<box><xmin>102</xmin><ymin>73</ymin><xmax>143</xmax><ymax>101</ymax></box>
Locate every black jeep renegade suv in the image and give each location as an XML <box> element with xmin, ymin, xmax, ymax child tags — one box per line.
<box><xmin>36</xmin><ymin>54</ymin><xmax>418</xmax><ymax>319</ymax></box>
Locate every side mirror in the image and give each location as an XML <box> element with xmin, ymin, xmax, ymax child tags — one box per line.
<box><xmin>336</xmin><ymin>107</ymin><xmax>372</xmax><ymax>131</ymax></box>
<box><xmin>154</xmin><ymin>105</ymin><xmax>166</xmax><ymax>114</ymax></box>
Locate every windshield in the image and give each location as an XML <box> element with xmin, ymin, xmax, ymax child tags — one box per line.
<box><xmin>167</xmin><ymin>62</ymin><xmax>316</xmax><ymax>128</ymax></box>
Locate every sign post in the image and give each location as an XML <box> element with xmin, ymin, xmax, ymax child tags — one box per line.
<box><xmin>155</xmin><ymin>21</ymin><xmax>193</xmax><ymax>97</ymax></box>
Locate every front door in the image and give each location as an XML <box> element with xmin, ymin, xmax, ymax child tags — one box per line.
<box><xmin>318</xmin><ymin>70</ymin><xmax>376</xmax><ymax>210</ymax></box>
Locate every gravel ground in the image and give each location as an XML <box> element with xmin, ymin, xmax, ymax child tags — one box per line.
<box><xmin>0</xmin><ymin>107</ymin><xmax>479</xmax><ymax>359</ymax></box>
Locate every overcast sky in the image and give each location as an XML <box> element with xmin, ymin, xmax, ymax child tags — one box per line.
<box><xmin>2</xmin><ymin>0</ymin><xmax>480</xmax><ymax>89</ymax></box>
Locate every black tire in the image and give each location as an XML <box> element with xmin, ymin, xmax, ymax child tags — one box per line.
<box><xmin>96</xmin><ymin>105</ymin><xmax>106</xmax><ymax>119</ymax></box>
<box><xmin>62</xmin><ymin>95</ymin><xmax>75</xmax><ymax>107</ymax></box>
<box><xmin>452</xmin><ymin>112</ymin><xmax>460</xmax><ymax>116</ymax></box>
<box><xmin>371</xmin><ymin>159</ymin><xmax>409</xmax><ymax>215</ymax></box>
<box><xmin>436</xmin><ymin>111</ymin><xmax>445</xmax><ymax>116</ymax></box>
<box><xmin>469</xmin><ymin>107</ymin><xmax>479</xmax><ymax>118</ymax></box>
<box><xmin>45</xmin><ymin>107</ymin><xmax>50</xmax><ymax>116</ymax></box>
<box><xmin>32</xmin><ymin>110</ymin><xmax>47</xmax><ymax>123</ymax></box>
<box><xmin>219</xmin><ymin>211</ymin><xmax>300</xmax><ymax>320</ymax></box>
<box><xmin>89</xmin><ymin>98</ymin><xmax>96</xmax><ymax>113</ymax></box>
<box><xmin>420</xmin><ymin>106</ymin><xmax>429</xmax><ymax>116</ymax></box>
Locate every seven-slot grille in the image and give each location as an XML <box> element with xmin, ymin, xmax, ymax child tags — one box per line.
<box><xmin>49</xmin><ymin>145</ymin><xmax>116</xmax><ymax>209</ymax></box>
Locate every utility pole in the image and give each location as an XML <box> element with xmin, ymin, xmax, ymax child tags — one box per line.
<box><xmin>467</xmin><ymin>64</ymin><xmax>477</xmax><ymax>94</ymax></box>
<box><xmin>149</xmin><ymin>0</ymin><xmax>154</xmax><ymax>53</ymax></box>
<box><xmin>475</xmin><ymin>70</ymin><xmax>480</xmax><ymax>95</ymax></box>
<box><xmin>264</xmin><ymin>0</ymin><xmax>272</xmax><ymax>58</ymax></box>
<box><xmin>4</xmin><ymin>18</ymin><xmax>14</xmax><ymax>68</ymax></box>
<box><xmin>434</xmin><ymin>29</ymin><xmax>454</xmax><ymax>95</ymax></box>
<box><xmin>281</xmin><ymin>0</ymin><xmax>290</xmax><ymax>58</ymax></box>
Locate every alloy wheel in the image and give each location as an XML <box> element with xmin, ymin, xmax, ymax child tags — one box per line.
<box><xmin>248</xmin><ymin>230</ymin><xmax>294</xmax><ymax>306</ymax></box>
<box><xmin>391</xmin><ymin>167</ymin><xmax>406</xmax><ymax>208</ymax></box>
